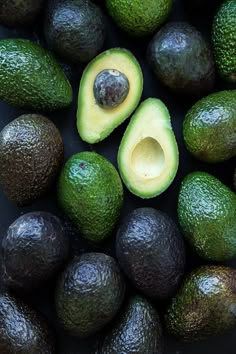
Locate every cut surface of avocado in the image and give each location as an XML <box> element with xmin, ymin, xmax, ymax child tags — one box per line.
<box><xmin>118</xmin><ymin>98</ymin><xmax>179</xmax><ymax>198</ymax></box>
<box><xmin>77</xmin><ymin>48</ymin><xmax>143</xmax><ymax>144</ymax></box>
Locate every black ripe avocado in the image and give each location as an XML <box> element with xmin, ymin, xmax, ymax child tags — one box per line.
<box><xmin>118</xmin><ymin>98</ymin><xmax>179</xmax><ymax>198</ymax></box>
<box><xmin>44</xmin><ymin>0</ymin><xmax>106</xmax><ymax>64</ymax></box>
<box><xmin>147</xmin><ymin>22</ymin><xmax>215</xmax><ymax>95</ymax></box>
<box><xmin>1</xmin><ymin>212</ymin><xmax>69</xmax><ymax>294</ymax></box>
<box><xmin>116</xmin><ymin>208</ymin><xmax>186</xmax><ymax>300</ymax></box>
<box><xmin>55</xmin><ymin>253</ymin><xmax>126</xmax><ymax>337</ymax></box>
<box><xmin>165</xmin><ymin>266</ymin><xmax>236</xmax><ymax>342</ymax></box>
<box><xmin>77</xmin><ymin>48</ymin><xmax>143</xmax><ymax>143</ymax></box>
<box><xmin>0</xmin><ymin>0</ymin><xmax>45</xmax><ymax>27</ymax></box>
<box><xmin>96</xmin><ymin>295</ymin><xmax>163</xmax><ymax>354</ymax></box>
<box><xmin>0</xmin><ymin>292</ymin><xmax>55</xmax><ymax>353</ymax></box>
<box><xmin>0</xmin><ymin>114</ymin><xmax>63</xmax><ymax>206</ymax></box>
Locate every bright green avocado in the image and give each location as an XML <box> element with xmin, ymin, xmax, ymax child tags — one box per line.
<box><xmin>77</xmin><ymin>48</ymin><xmax>143</xmax><ymax>144</ymax></box>
<box><xmin>118</xmin><ymin>98</ymin><xmax>179</xmax><ymax>198</ymax></box>
<box><xmin>178</xmin><ymin>171</ymin><xmax>236</xmax><ymax>261</ymax></box>
<box><xmin>0</xmin><ymin>38</ymin><xmax>72</xmax><ymax>111</ymax></box>
<box><xmin>212</xmin><ymin>0</ymin><xmax>236</xmax><ymax>83</ymax></box>
<box><xmin>183</xmin><ymin>90</ymin><xmax>236</xmax><ymax>163</ymax></box>
<box><xmin>57</xmin><ymin>152</ymin><xmax>124</xmax><ymax>243</ymax></box>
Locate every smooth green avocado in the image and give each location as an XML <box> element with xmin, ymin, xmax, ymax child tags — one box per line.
<box><xmin>0</xmin><ymin>38</ymin><xmax>72</xmax><ymax>110</ymax></box>
<box><xmin>77</xmin><ymin>48</ymin><xmax>143</xmax><ymax>143</ymax></box>
<box><xmin>57</xmin><ymin>151</ymin><xmax>124</xmax><ymax>242</ymax></box>
<box><xmin>178</xmin><ymin>171</ymin><xmax>236</xmax><ymax>261</ymax></box>
<box><xmin>183</xmin><ymin>90</ymin><xmax>236</xmax><ymax>163</ymax></box>
<box><xmin>118</xmin><ymin>98</ymin><xmax>179</xmax><ymax>198</ymax></box>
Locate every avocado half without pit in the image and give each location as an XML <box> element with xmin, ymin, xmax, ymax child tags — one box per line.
<box><xmin>118</xmin><ymin>98</ymin><xmax>179</xmax><ymax>198</ymax></box>
<box><xmin>77</xmin><ymin>48</ymin><xmax>143</xmax><ymax>144</ymax></box>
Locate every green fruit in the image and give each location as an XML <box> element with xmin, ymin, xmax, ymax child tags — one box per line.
<box><xmin>57</xmin><ymin>151</ymin><xmax>124</xmax><ymax>242</ymax></box>
<box><xmin>183</xmin><ymin>90</ymin><xmax>236</xmax><ymax>163</ymax></box>
<box><xmin>0</xmin><ymin>292</ymin><xmax>55</xmax><ymax>353</ymax></box>
<box><xmin>44</xmin><ymin>0</ymin><xmax>106</xmax><ymax>64</ymax></box>
<box><xmin>212</xmin><ymin>0</ymin><xmax>236</xmax><ymax>83</ymax></box>
<box><xmin>77</xmin><ymin>48</ymin><xmax>143</xmax><ymax>143</ymax></box>
<box><xmin>178</xmin><ymin>171</ymin><xmax>236</xmax><ymax>261</ymax></box>
<box><xmin>55</xmin><ymin>253</ymin><xmax>126</xmax><ymax>337</ymax></box>
<box><xmin>0</xmin><ymin>114</ymin><xmax>63</xmax><ymax>206</ymax></box>
<box><xmin>0</xmin><ymin>39</ymin><xmax>72</xmax><ymax>110</ymax></box>
<box><xmin>2</xmin><ymin>212</ymin><xmax>69</xmax><ymax>294</ymax></box>
<box><xmin>0</xmin><ymin>0</ymin><xmax>44</xmax><ymax>27</ymax></box>
<box><xmin>116</xmin><ymin>208</ymin><xmax>186</xmax><ymax>300</ymax></box>
<box><xmin>147</xmin><ymin>22</ymin><xmax>215</xmax><ymax>95</ymax></box>
<box><xmin>118</xmin><ymin>98</ymin><xmax>179</xmax><ymax>198</ymax></box>
<box><xmin>165</xmin><ymin>266</ymin><xmax>236</xmax><ymax>342</ymax></box>
<box><xmin>105</xmin><ymin>0</ymin><xmax>173</xmax><ymax>37</ymax></box>
<box><xmin>96</xmin><ymin>295</ymin><xmax>163</xmax><ymax>354</ymax></box>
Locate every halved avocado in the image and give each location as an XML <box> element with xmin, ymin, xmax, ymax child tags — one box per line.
<box><xmin>118</xmin><ymin>98</ymin><xmax>179</xmax><ymax>198</ymax></box>
<box><xmin>77</xmin><ymin>48</ymin><xmax>143</xmax><ymax>144</ymax></box>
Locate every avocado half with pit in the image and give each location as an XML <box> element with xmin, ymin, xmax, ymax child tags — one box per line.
<box><xmin>118</xmin><ymin>98</ymin><xmax>179</xmax><ymax>198</ymax></box>
<box><xmin>77</xmin><ymin>48</ymin><xmax>143</xmax><ymax>144</ymax></box>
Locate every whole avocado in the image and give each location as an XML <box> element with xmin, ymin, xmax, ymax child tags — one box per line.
<box><xmin>0</xmin><ymin>292</ymin><xmax>55</xmax><ymax>353</ymax></box>
<box><xmin>55</xmin><ymin>253</ymin><xmax>126</xmax><ymax>337</ymax></box>
<box><xmin>1</xmin><ymin>212</ymin><xmax>69</xmax><ymax>293</ymax></box>
<box><xmin>0</xmin><ymin>39</ymin><xmax>72</xmax><ymax>111</ymax></box>
<box><xmin>166</xmin><ymin>266</ymin><xmax>236</xmax><ymax>341</ymax></box>
<box><xmin>96</xmin><ymin>295</ymin><xmax>163</xmax><ymax>354</ymax></box>
<box><xmin>44</xmin><ymin>0</ymin><xmax>106</xmax><ymax>64</ymax></box>
<box><xmin>0</xmin><ymin>0</ymin><xmax>45</xmax><ymax>27</ymax></box>
<box><xmin>116</xmin><ymin>208</ymin><xmax>186</xmax><ymax>300</ymax></box>
<box><xmin>147</xmin><ymin>22</ymin><xmax>215</xmax><ymax>95</ymax></box>
<box><xmin>0</xmin><ymin>114</ymin><xmax>63</xmax><ymax>206</ymax></box>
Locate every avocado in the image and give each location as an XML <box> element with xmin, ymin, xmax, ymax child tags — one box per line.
<box><xmin>0</xmin><ymin>0</ymin><xmax>44</xmax><ymax>27</ymax></box>
<box><xmin>44</xmin><ymin>0</ymin><xmax>106</xmax><ymax>64</ymax></box>
<box><xmin>55</xmin><ymin>253</ymin><xmax>126</xmax><ymax>337</ymax></box>
<box><xmin>0</xmin><ymin>114</ymin><xmax>63</xmax><ymax>206</ymax></box>
<box><xmin>165</xmin><ymin>266</ymin><xmax>236</xmax><ymax>342</ymax></box>
<box><xmin>0</xmin><ymin>292</ymin><xmax>55</xmax><ymax>353</ymax></box>
<box><xmin>116</xmin><ymin>208</ymin><xmax>186</xmax><ymax>300</ymax></box>
<box><xmin>77</xmin><ymin>48</ymin><xmax>143</xmax><ymax>143</ymax></box>
<box><xmin>118</xmin><ymin>98</ymin><xmax>179</xmax><ymax>198</ymax></box>
<box><xmin>1</xmin><ymin>212</ymin><xmax>69</xmax><ymax>294</ymax></box>
<box><xmin>147</xmin><ymin>22</ymin><xmax>215</xmax><ymax>95</ymax></box>
<box><xmin>57</xmin><ymin>151</ymin><xmax>123</xmax><ymax>242</ymax></box>
<box><xmin>178</xmin><ymin>171</ymin><xmax>236</xmax><ymax>261</ymax></box>
<box><xmin>183</xmin><ymin>90</ymin><xmax>236</xmax><ymax>163</ymax></box>
<box><xmin>96</xmin><ymin>295</ymin><xmax>163</xmax><ymax>354</ymax></box>
<box><xmin>105</xmin><ymin>0</ymin><xmax>173</xmax><ymax>37</ymax></box>
<box><xmin>0</xmin><ymin>39</ymin><xmax>72</xmax><ymax>111</ymax></box>
<box><xmin>212</xmin><ymin>0</ymin><xmax>236</xmax><ymax>83</ymax></box>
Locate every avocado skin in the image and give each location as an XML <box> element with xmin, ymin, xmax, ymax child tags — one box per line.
<box><xmin>178</xmin><ymin>171</ymin><xmax>236</xmax><ymax>261</ymax></box>
<box><xmin>0</xmin><ymin>114</ymin><xmax>64</xmax><ymax>206</ymax></box>
<box><xmin>0</xmin><ymin>39</ymin><xmax>72</xmax><ymax>110</ymax></box>
<box><xmin>0</xmin><ymin>0</ymin><xmax>45</xmax><ymax>27</ymax></box>
<box><xmin>57</xmin><ymin>152</ymin><xmax>123</xmax><ymax>242</ymax></box>
<box><xmin>165</xmin><ymin>266</ymin><xmax>236</xmax><ymax>342</ymax></box>
<box><xmin>55</xmin><ymin>253</ymin><xmax>126</xmax><ymax>337</ymax></box>
<box><xmin>212</xmin><ymin>0</ymin><xmax>236</xmax><ymax>83</ymax></box>
<box><xmin>44</xmin><ymin>0</ymin><xmax>106</xmax><ymax>64</ymax></box>
<box><xmin>116</xmin><ymin>208</ymin><xmax>186</xmax><ymax>300</ymax></box>
<box><xmin>183</xmin><ymin>90</ymin><xmax>236</xmax><ymax>163</ymax></box>
<box><xmin>97</xmin><ymin>295</ymin><xmax>163</xmax><ymax>354</ymax></box>
<box><xmin>1</xmin><ymin>212</ymin><xmax>69</xmax><ymax>294</ymax></box>
<box><xmin>0</xmin><ymin>292</ymin><xmax>55</xmax><ymax>353</ymax></box>
<box><xmin>147</xmin><ymin>22</ymin><xmax>215</xmax><ymax>95</ymax></box>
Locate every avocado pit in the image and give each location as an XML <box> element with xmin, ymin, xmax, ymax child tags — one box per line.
<box><xmin>94</xmin><ymin>69</ymin><xmax>129</xmax><ymax>109</ymax></box>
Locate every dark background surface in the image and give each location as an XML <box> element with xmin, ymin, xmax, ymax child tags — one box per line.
<box><xmin>0</xmin><ymin>0</ymin><xmax>235</xmax><ymax>353</ymax></box>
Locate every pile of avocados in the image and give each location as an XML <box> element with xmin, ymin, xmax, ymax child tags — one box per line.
<box><xmin>0</xmin><ymin>0</ymin><xmax>235</xmax><ymax>353</ymax></box>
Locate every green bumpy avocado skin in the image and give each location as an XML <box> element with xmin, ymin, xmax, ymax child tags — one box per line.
<box><xmin>57</xmin><ymin>152</ymin><xmax>124</xmax><ymax>243</ymax></box>
<box><xmin>178</xmin><ymin>171</ymin><xmax>236</xmax><ymax>261</ymax></box>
